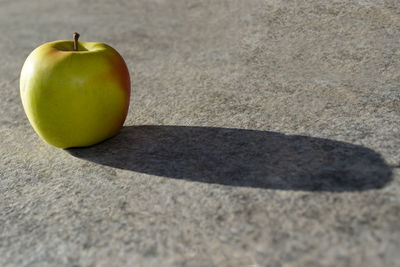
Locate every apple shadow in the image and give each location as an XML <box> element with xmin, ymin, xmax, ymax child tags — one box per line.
<box><xmin>68</xmin><ymin>125</ymin><xmax>392</xmax><ymax>191</ymax></box>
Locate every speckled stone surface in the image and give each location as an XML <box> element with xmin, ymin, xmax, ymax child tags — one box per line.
<box><xmin>0</xmin><ymin>0</ymin><xmax>399</xmax><ymax>266</ymax></box>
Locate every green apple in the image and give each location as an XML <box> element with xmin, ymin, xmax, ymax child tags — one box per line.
<box><xmin>20</xmin><ymin>33</ymin><xmax>131</xmax><ymax>148</ymax></box>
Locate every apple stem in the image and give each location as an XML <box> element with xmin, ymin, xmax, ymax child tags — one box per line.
<box><xmin>73</xmin><ymin>32</ymin><xmax>80</xmax><ymax>51</ymax></box>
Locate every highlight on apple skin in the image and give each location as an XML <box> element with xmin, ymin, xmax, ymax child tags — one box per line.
<box><xmin>20</xmin><ymin>33</ymin><xmax>131</xmax><ymax>148</ymax></box>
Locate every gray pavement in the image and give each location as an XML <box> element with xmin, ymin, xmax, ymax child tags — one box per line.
<box><xmin>0</xmin><ymin>0</ymin><xmax>399</xmax><ymax>266</ymax></box>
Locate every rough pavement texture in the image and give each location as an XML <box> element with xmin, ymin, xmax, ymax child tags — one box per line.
<box><xmin>1</xmin><ymin>0</ymin><xmax>399</xmax><ymax>266</ymax></box>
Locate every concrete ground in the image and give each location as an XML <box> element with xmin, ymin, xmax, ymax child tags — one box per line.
<box><xmin>0</xmin><ymin>0</ymin><xmax>399</xmax><ymax>266</ymax></box>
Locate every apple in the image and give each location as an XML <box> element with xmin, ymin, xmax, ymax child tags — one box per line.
<box><xmin>20</xmin><ymin>33</ymin><xmax>131</xmax><ymax>148</ymax></box>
